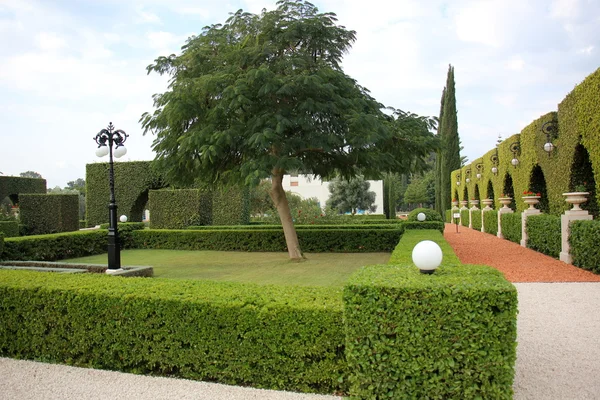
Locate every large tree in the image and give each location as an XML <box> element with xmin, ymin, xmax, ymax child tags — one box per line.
<box><xmin>434</xmin><ymin>87</ymin><xmax>445</xmax><ymax>215</ymax></box>
<box><xmin>141</xmin><ymin>0</ymin><xmax>436</xmax><ymax>259</ymax></box>
<box><xmin>327</xmin><ymin>176</ymin><xmax>376</xmax><ymax>215</ymax></box>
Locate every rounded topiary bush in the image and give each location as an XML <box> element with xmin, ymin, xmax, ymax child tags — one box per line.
<box><xmin>407</xmin><ymin>208</ymin><xmax>443</xmax><ymax>222</ymax></box>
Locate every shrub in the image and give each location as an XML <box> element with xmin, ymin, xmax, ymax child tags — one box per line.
<box><xmin>344</xmin><ymin>230</ymin><xmax>517</xmax><ymax>399</ymax></box>
<box><xmin>0</xmin><ymin>270</ymin><xmax>347</xmax><ymax>394</ymax></box>
<box><xmin>0</xmin><ymin>221</ymin><xmax>19</xmax><ymax>238</ymax></box>
<box><xmin>471</xmin><ymin>209</ymin><xmax>482</xmax><ymax>231</ymax></box>
<box><xmin>483</xmin><ymin>210</ymin><xmax>498</xmax><ymax>236</ymax></box>
<box><xmin>211</xmin><ymin>185</ymin><xmax>250</xmax><ymax>226</ymax></box>
<box><xmin>407</xmin><ymin>208</ymin><xmax>443</xmax><ymax>222</ymax></box>
<box><xmin>19</xmin><ymin>194</ymin><xmax>79</xmax><ymax>235</ymax></box>
<box><xmin>1</xmin><ymin>230</ymin><xmax>107</xmax><ymax>261</ymax></box>
<box><xmin>526</xmin><ymin>215</ymin><xmax>561</xmax><ymax>258</ymax></box>
<box><xmin>98</xmin><ymin>222</ymin><xmax>146</xmax><ymax>230</ymax></box>
<box><xmin>501</xmin><ymin>213</ymin><xmax>522</xmax><ymax>244</ymax></box>
<box><xmin>460</xmin><ymin>209</ymin><xmax>469</xmax><ymax>227</ymax></box>
<box><xmin>402</xmin><ymin>221</ymin><xmax>445</xmax><ymax>234</ymax></box>
<box><xmin>130</xmin><ymin>228</ymin><xmax>403</xmax><ymax>253</ymax></box>
<box><xmin>570</xmin><ymin>220</ymin><xmax>600</xmax><ymax>274</ymax></box>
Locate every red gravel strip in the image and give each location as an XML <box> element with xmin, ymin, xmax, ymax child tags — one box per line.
<box><xmin>443</xmin><ymin>223</ymin><xmax>600</xmax><ymax>282</ymax></box>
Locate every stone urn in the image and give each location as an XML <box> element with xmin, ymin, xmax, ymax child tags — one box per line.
<box><xmin>498</xmin><ymin>197</ymin><xmax>512</xmax><ymax>209</ymax></box>
<box><xmin>522</xmin><ymin>195</ymin><xmax>541</xmax><ymax>210</ymax></box>
<box><xmin>451</xmin><ymin>200</ymin><xmax>459</xmax><ymax>208</ymax></box>
<box><xmin>460</xmin><ymin>200</ymin><xmax>468</xmax><ymax>209</ymax></box>
<box><xmin>481</xmin><ymin>198</ymin><xmax>493</xmax><ymax>210</ymax></box>
<box><xmin>470</xmin><ymin>199</ymin><xmax>479</xmax><ymax>208</ymax></box>
<box><xmin>563</xmin><ymin>192</ymin><xmax>589</xmax><ymax>211</ymax></box>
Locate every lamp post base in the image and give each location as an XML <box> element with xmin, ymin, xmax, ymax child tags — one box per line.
<box><xmin>105</xmin><ymin>268</ymin><xmax>125</xmax><ymax>275</ymax></box>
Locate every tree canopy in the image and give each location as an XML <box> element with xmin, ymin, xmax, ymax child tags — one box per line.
<box><xmin>141</xmin><ymin>0</ymin><xmax>437</xmax><ymax>259</ymax></box>
<box><xmin>327</xmin><ymin>176</ymin><xmax>376</xmax><ymax>215</ymax></box>
<box><xmin>19</xmin><ymin>171</ymin><xmax>42</xmax><ymax>179</ymax></box>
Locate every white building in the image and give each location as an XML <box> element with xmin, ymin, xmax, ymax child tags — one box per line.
<box><xmin>282</xmin><ymin>174</ymin><xmax>384</xmax><ymax>214</ymax></box>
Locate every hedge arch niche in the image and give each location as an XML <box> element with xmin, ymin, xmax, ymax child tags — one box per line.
<box><xmin>0</xmin><ymin>176</ymin><xmax>47</xmax><ymax>210</ymax></box>
<box><xmin>486</xmin><ymin>180</ymin><xmax>495</xmax><ymax>208</ymax></box>
<box><xmin>528</xmin><ymin>165</ymin><xmax>549</xmax><ymax>214</ymax></box>
<box><xmin>473</xmin><ymin>184</ymin><xmax>481</xmax><ymax>205</ymax></box>
<box><xmin>86</xmin><ymin>161</ymin><xmax>165</xmax><ymax>226</ymax></box>
<box><xmin>502</xmin><ymin>173</ymin><xmax>516</xmax><ymax>211</ymax></box>
<box><xmin>462</xmin><ymin>186</ymin><xmax>469</xmax><ymax>204</ymax></box>
<box><xmin>569</xmin><ymin>144</ymin><xmax>597</xmax><ymax>217</ymax></box>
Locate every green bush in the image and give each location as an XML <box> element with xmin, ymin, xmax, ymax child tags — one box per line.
<box><xmin>387</xmin><ymin>230</ymin><xmax>461</xmax><ymax>267</ymax></box>
<box><xmin>402</xmin><ymin>221</ymin><xmax>445</xmax><ymax>234</ymax></box>
<box><xmin>20</xmin><ymin>194</ymin><xmax>79</xmax><ymax>235</ymax></box>
<box><xmin>212</xmin><ymin>185</ymin><xmax>250</xmax><ymax>226</ymax></box>
<box><xmin>79</xmin><ymin>220</ymin><xmax>87</xmax><ymax>229</ymax></box>
<box><xmin>460</xmin><ymin>209</ymin><xmax>469</xmax><ymax>227</ymax></box>
<box><xmin>344</xmin><ymin>230</ymin><xmax>517</xmax><ymax>399</ymax></box>
<box><xmin>501</xmin><ymin>213</ymin><xmax>522</xmax><ymax>244</ymax></box>
<box><xmin>0</xmin><ymin>270</ymin><xmax>347</xmax><ymax>394</ymax></box>
<box><xmin>570</xmin><ymin>220</ymin><xmax>600</xmax><ymax>274</ymax></box>
<box><xmin>98</xmin><ymin>222</ymin><xmax>146</xmax><ymax>230</ymax></box>
<box><xmin>130</xmin><ymin>228</ymin><xmax>403</xmax><ymax>253</ymax></box>
<box><xmin>0</xmin><ymin>232</ymin><xmax>4</xmax><ymax>255</ymax></box>
<box><xmin>149</xmin><ymin>189</ymin><xmax>212</xmax><ymax>229</ymax></box>
<box><xmin>526</xmin><ymin>215</ymin><xmax>561</xmax><ymax>258</ymax></box>
<box><xmin>407</xmin><ymin>208</ymin><xmax>443</xmax><ymax>222</ymax></box>
<box><xmin>0</xmin><ymin>176</ymin><xmax>46</xmax><ymax>206</ymax></box>
<box><xmin>1</xmin><ymin>230</ymin><xmax>107</xmax><ymax>261</ymax></box>
<box><xmin>0</xmin><ymin>221</ymin><xmax>19</xmax><ymax>238</ymax></box>
<box><xmin>471</xmin><ymin>209</ymin><xmax>482</xmax><ymax>231</ymax></box>
<box><xmin>483</xmin><ymin>210</ymin><xmax>498</xmax><ymax>236</ymax></box>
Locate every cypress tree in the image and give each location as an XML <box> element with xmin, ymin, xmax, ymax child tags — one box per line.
<box><xmin>434</xmin><ymin>87</ymin><xmax>446</xmax><ymax>214</ymax></box>
<box><xmin>439</xmin><ymin>65</ymin><xmax>462</xmax><ymax>214</ymax></box>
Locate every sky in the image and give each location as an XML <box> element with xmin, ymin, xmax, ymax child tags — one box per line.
<box><xmin>0</xmin><ymin>0</ymin><xmax>599</xmax><ymax>189</ymax></box>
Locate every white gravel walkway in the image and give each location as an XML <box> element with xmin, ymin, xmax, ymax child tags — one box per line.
<box><xmin>2</xmin><ymin>282</ymin><xmax>599</xmax><ymax>399</ymax></box>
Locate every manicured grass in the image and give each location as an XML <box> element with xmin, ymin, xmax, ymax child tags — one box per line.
<box><xmin>65</xmin><ymin>250</ymin><xmax>390</xmax><ymax>287</ymax></box>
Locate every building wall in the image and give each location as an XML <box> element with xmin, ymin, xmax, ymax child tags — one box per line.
<box><xmin>282</xmin><ymin>174</ymin><xmax>384</xmax><ymax>214</ymax></box>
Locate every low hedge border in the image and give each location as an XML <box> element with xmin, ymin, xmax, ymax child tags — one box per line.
<box><xmin>1</xmin><ymin>230</ymin><xmax>108</xmax><ymax>261</ymax></box>
<box><xmin>526</xmin><ymin>214</ymin><xmax>561</xmax><ymax>259</ymax></box>
<box><xmin>0</xmin><ymin>232</ymin><xmax>4</xmax><ymax>255</ymax></box>
<box><xmin>344</xmin><ymin>230</ymin><xmax>517</xmax><ymax>399</ymax></box>
<box><xmin>461</xmin><ymin>209</ymin><xmax>469</xmax><ymax>227</ymax></box>
<box><xmin>186</xmin><ymin>224</ymin><xmax>401</xmax><ymax>230</ymax></box>
<box><xmin>402</xmin><ymin>221</ymin><xmax>445</xmax><ymax>234</ymax></box>
<box><xmin>406</xmin><ymin>208</ymin><xmax>443</xmax><ymax>222</ymax></box>
<box><xmin>501</xmin><ymin>213</ymin><xmax>522</xmax><ymax>244</ymax></box>
<box><xmin>483</xmin><ymin>210</ymin><xmax>498</xmax><ymax>236</ymax></box>
<box><xmin>0</xmin><ymin>270</ymin><xmax>347</xmax><ymax>394</ymax></box>
<box><xmin>570</xmin><ymin>220</ymin><xmax>600</xmax><ymax>274</ymax></box>
<box><xmin>0</xmin><ymin>221</ymin><xmax>18</xmax><ymax>238</ymax></box>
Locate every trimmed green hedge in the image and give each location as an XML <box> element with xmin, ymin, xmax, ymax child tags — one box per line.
<box><xmin>344</xmin><ymin>230</ymin><xmax>517</xmax><ymax>399</ymax></box>
<box><xmin>0</xmin><ymin>233</ymin><xmax>4</xmax><ymax>255</ymax></box>
<box><xmin>403</xmin><ymin>221</ymin><xmax>445</xmax><ymax>234</ymax></box>
<box><xmin>0</xmin><ymin>176</ymin><xmax>46</xmax><ymax>205</ymax></box>
<box><xmin>212</xmin><ymin>185</ymin><xmax>250</xmax><ymax>226</ymax></box>
<box><xmin>501</xmin><ymin>213</ymin><xmax>522</xmax><ymax>244</ymax></box>
<box><xmin>0</xmin><ymin>221</ymin><xmax>19</xmax><ymax>238</ymax></box>
<box><xmin>460</xmin><ymin>209</ymin><xmax>469</xmax><ymax>227</ymax></box>
<box><xmin>187</xmin><ymin>224</ymin><xmax>400</xmax><ymax>230</ymax></box>
<box><xmin>407</xmin><ymin>208</ymin><xmax>443</xmax><ymax>222</ymax></box>
<box><xmin>445</xmin><ymin>209</ymin><xmax>452</xmax><ymax>223</ymax></box>
<box><xmin>149</xmin><ymin>189</ymin><xmax>212</xmax><ymax>229</ymax></box>
<box><xmin>20</xmin><ymin>194</ymin><xmax>79</xmax><ymax>235</ymax></box>
<box><xmin>1</xmin><ymin>230</ymin><xmax>107</xmax><ymax>261</ymax></box>
<box><xmin>129</xmin><ymin>228</ymin><xmax>403</xmax><ymax>253</ymax></box>
<box><xmin>526</xmin><ymin>214</ymin><xmax>561</xmax><ymax>258</ymax></box>
<box><xmin>570</xmin><ymin>220</ymin><xmax>600</xmax><ymax>274</ymax></box>
<box><xmin>0</xmin><ymin>270</ymin><xmax>347</xmax><ymax>394</ymax></box>
<box><xmin>483</xmin><ymin>210</ymin><xmax>498</xmax><ymax>236</ymax></box>
<box><xmin>79</xmin><ymin>220</ymin><xmax>87</xmax><ymax>229</ymax></box>
<box><xmin>471</xmin><ymin>209</ymin><xmax>482</xmax><ymax>231</ymax></box>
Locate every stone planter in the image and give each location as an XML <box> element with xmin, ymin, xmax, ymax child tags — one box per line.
<box><xmin>470</xmin><ymin>200</ymin><xmax>479</xmax><ymax>208</ymax></box>
<box><xmin>482</xmin><ymin>198</ymin><xmax>493</xmax><ymax>210</ymax></box>
<box><xmin>563</xmin><ymin>192</ymin><xmax>589</xmax><ymax>211</ymax></box>
<box><xmin>498</xmin><ymin>197</ymin><xmax>512</xmax><ymax>209</ymax></box>
<box><xmin>460</xmin><ymin>200</ymin><xmax>468</xmax><ymax>208</ymax></box>
<box><xmin>522</xmin><ymin>196</ymin><xmax>541</xmax><ymax>210</ymax></box>
<box><xmin>451</xmin><ymin>200</ymin><xmax>459</xmax><ymax>208</ymax></box>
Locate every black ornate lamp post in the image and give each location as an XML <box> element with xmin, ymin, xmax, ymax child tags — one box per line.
<box><xmin>94</xmin><ymin>122</ymin><xmax>128</xmax><ymax>273</ymax></box>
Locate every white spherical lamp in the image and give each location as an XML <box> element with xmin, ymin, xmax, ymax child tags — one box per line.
<box><xmin>476</xmin><ymin>173</ymin><xmax>481</xmax><ymax>179</ymax></box>
<box><xmin>119</xmin><ymin>215</ymin><xmax>128</xmax><ymax>223</ymax></box>
<box><xmin>417</xmin><ymin>212</ymin><xmax>426</xmax><ymax>222</ymax></box>
<box><xmin>491</xmin><ymin>166</ymin><xmax>498</xmax><ymax>174</ymax></box>
<box><xmin>113</xmin><ymin>145</ymin><xmax>127</xmax><ymax>158</ymax></box>
<box><xmin>412</xmin><ymin>240</ymin><xmax>443</xmax><ymax>274</ymax></box>
<box><xmin>511</xmin><ymin>158</ymin><xmax>519</xmax><ymax>167</ymax></box>
<box><xmin>466</xmin><ymin>178</ymin><xmax>470</xmax><ymax>183</ymax></box>
<box><xmin>544</xmin><ymin>142</ymin><xmax>554</xmax><ymax>153</ymax></box>
<box><xmin>95</xmin><ymin>146</ymin><xmax>109</xmax><ymax>157</ymax></box>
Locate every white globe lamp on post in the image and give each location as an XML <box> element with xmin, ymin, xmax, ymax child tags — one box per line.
<box><xmin>417</xmin><ymin>212</ymin><xmax>426</xmax><ymax>222</ymax></box>
<box><xmin>412</xmin><ymin>240</ymin><xmax>443</xmax><ymax>274</ymax></box>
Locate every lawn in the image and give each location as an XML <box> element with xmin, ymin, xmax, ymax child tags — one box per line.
<box><xmin>65</xmin><ymin>250</ymin><xmax>390</xmax><ymax>287</ymax></box>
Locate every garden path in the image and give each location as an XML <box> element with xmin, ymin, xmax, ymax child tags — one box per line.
<box><xmin>443</xmin><ymin>223</ymin><xmax>600</xmax><ymax>282</ymax></box>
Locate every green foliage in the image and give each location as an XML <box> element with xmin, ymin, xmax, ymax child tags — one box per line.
<box><xmin>344</xmin><ymin>230</ymin><xmax>517</xmax><ymax>399</ymax></box>
<box><xmin>212</xmin><ymin>185</ymin><xmax>250</xmax><ymax>225</ymax></box>
<box><xmin>149</xmin><ymin>189</ymin><xmax>212</xmax><ymax>229</ymax></box>
<box><xmin>0</xmin><ymin>270</ymin><xmax>347</xmax><ymax>394</ymax></box>
<box><xmin>387</xmin><ymin>230</ymin><xmax>461</xmax><ymax>266</ymax></box>
<box><xmin>471</xmin><ymin>209</ymin><xmax>482</xmax><ymax>231</ymax></box>
<box><xmin>130</xmin><ymin>228</ymin><xmax>402</xmax><ymax>253</ymax></box>
<box><xmin>0</xmin><ymin>221</ymin><xmax>19</xmax><ymax>238</ymax></box>
<box><xmin>0</xmin><ymin>176</ymin><xmax>46</xmax><ymax>206</ymax></box>
<box><xmin>20</xmin><ymin>194</ymin><xmax>79</xmax><ymax>235</ymax></box>
<box><xmin>445</xmin><ymin>209</ymin><xmax>452</xmax><ymax>223</ymax></box>
<box><xmin>79</xmin><ymin>220</ymin><xmax>87</xmax><ymax>229</ymax></box>
<box><xmin>1</xmin><ymin>230</ymin><xmax>107</xmax><ymax>261</ymax></box>
<box><xmin>501</xmin><ymin>213</ymin><xmax>522</xmax><ymax>244</ymax></box>
<box><xmin>569</xmin><ymin>220</ymin><xmax>600</xmax><ymax>274</ymax></box>
<box><xmin>434</xmin><ymin>87</ymin><xmax>445</xmax><ymax>215</ymax></box>
<box><xmin>403</xmin><ymin>174</ymin><xmax>429</xmax><ymax>206</ymax></box>
<box><xmin>327</xmin><ymin>176</ymin><xmax>377</xmax><ymax>215</ymax></box>
<box><xmin>526</xmin><ymin>214</ymin><xmax>561</xmax><ymax>258</ymax></box>
<box><xmin>402</xmin><ymin>221</ymin><xmax>444</xmax><ymax>234</ymax></box>
<box><xmin>0</xmin><ymin>233</ymin><xmax>3</xmax><ymax>255</ymax></box>
<box><xmin>86</xmin><ymin>161</ymin><xmax>165</xmax><ymax>226</ymax></box>
<box><xmin>186</xmin><ymin>224</ymin><xmax>399</xmax><ymax>231</ymax></box>
<box><xmin>460</xmin><ymin>209</ymin><xmax>469</xmax><ymax>227</ymax></box>
<box><xmin>407</xmin><ymin>207</ymin><xmax>443</xmax><ymax>222</ymax></box>
<box><xmin>483</xmin><ymin>210</ymin><xmax>498</xmax><ymax>236</ymax></box>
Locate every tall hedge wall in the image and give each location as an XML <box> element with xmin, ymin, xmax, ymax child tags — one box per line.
<box><xmin>212</xmin><ymin>185</ymin><xmax>250</xmax><ymax>226</ymax></box>
<box><xmin>20</xmin><ymin>194</ymin><xmax>79</xmax><ymax>235</ymax></box>
<box><xmin>0</xmin><ymin>176</ymin><xmax>46</xmax><ymax>204</ymax></box>
<box><xmin>149</xmin><ymin>189</ymin><xmax>212</xmax><ymax>229</ymax></box>
<box><xmin>451</xmin><ymin>67</ymin><xmax>600</xmax><ymax>217</ymax></box>
<box><xmin>86</xmin><ymin>161</ymin><xmax>165</xmax><ymax>226</ymax></box>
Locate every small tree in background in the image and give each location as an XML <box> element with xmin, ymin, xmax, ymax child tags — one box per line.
<box><xmin>327</xmin><ymin>176</ymin><xmax>376</xmax><ymax>215</ymax></box>
<box><xmin>403</xmin><ymin>176</ymin><xmax>429</xmax><ymax>208</ymax></box>
<box><xmin>19</xmin><ymin>171</ymin><xmax>43</xmax><ymax>179</ymax></box>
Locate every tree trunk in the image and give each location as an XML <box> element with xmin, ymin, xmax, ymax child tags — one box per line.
<box><xmin>270</xmin><ymin>170</ymin><xmax>304</xmax><ymax>260</ymax></box>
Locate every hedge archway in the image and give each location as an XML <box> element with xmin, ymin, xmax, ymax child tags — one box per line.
<box><xmin>569</xmin><ymin>144</ymin><xmax>597</xmax><ymax>217</ymax></box>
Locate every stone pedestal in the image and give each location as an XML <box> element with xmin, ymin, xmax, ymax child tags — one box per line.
<box><xmin>520</xmin><ymin>208</ymin><xmax>541</xmax><ymax>247</ymax></box>
<box><xmin>560</xmin><ymin>210</ymin><xmax>593</xmax><ymax>264</ymax></box>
